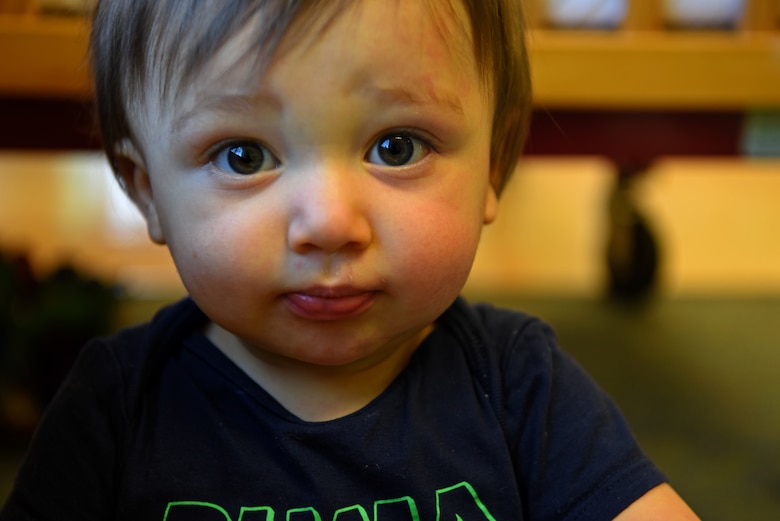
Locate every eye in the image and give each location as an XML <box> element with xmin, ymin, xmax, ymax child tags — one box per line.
<box><xmin>366</xmin><ymin>132</ymin><xmax>430</xmax><ymax>167</ymax></box>
<box><xmin>212</xmin><ymin>141</ymin><xmax>280</xmax><ymax>175</ymax></box>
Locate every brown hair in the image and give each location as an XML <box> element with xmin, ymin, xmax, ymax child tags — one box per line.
<box><xmin>90</xmin><ymin>0</ymin><xmax>531</xmax><ymax>194</ymax></box>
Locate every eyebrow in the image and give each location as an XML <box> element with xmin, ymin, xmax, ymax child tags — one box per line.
<box><xmin>171</xmin><ymin>81</ymin><xmax>465</xmax><ymax>136</ymax></box>
<box><xmin>172</xmin><ymin>93</ymin><xmax>279</xmax><ymax>135</ymax></box>
<box><xmin>364</xmin><ymin>84</ymin><xmax>465</xmax><ymax>116</ymax></box>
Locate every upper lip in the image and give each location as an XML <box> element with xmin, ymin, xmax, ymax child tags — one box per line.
<box><xmin>289</xmin><ymin>285</ymin><xmax>377</xmax><ymax>298</ymax></box>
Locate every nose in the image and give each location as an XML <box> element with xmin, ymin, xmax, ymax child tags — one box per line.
<box><xmin>287</xmin><ymin>162</ymin><xmax>373</xmax><ymax>255</ymax></box>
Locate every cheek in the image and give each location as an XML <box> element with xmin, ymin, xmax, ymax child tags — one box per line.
<box><xmin>161</xmin><ymin>201</ymin><xmax>281</xmax><ymax>296</ymax></box>
<box><xmin>391</xmin><ymin>195</ymin><xmax>485</xmax><ymax>300</ymax></box>
<box><xmin>423</xmin><ymin>221</ymin><xmax>482</xmax><ymax>276</ymax></box>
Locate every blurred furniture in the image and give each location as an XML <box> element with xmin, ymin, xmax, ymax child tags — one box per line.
<box><xmin>526</xmin><ymin>0</ymin><xmax>779</xmax><ymax>109</ymax></box>
<box><xmin>1</xmin><ymin>0</ymin><xmax>777</xmax><ymax>104</ymax></box>
<box><xmin>0</xmin><ymin>0</ymin><xmax>778</xmax><ymax>158</ymax></box>
<box><xmin>523</xmin><ymin>0</ymin><xmax>780</xmax><ymax>163</ymax></box>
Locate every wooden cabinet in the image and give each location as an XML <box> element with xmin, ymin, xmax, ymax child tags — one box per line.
<box><xmin>525</xmin><ymin>0</ymin><xmax>780</xmax><ymax>109</ymax></box>
<box><xmin>1</xmin><ymin>0</ymin><xmax>779</xmax><ymax>108</ymax></box>
<box><xmin>0</xmin><ymin>14</ymin><xmax>90</xmax><ymax>98</ymax></box>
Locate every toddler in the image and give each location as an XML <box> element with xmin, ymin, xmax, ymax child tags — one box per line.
<box><xmin>1</xmin><ymin>0</ymin><xmax>699</xmax><ymax>519</ymax></box>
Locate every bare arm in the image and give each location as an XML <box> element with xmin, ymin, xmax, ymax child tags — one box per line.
<box><xmin>614</xmin><ymin>483</ymin><xmax>700</xmax><ymax>521</ymax></box>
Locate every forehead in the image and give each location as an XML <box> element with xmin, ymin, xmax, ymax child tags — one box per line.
<box><xmin>138</xmin><ymin>0</ymin><xmax>477</xmax><ymax>114</ymax></box>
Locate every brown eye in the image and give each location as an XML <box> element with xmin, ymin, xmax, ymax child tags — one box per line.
<box><xmin>213</xmin><ymin>141</ymin><xmax>280</xmax><ymax>175</ymax></box>
<box><xmin>366</xmin><ymin>132</ymin><xmax>429</xmax><ymax>167</ymax></box>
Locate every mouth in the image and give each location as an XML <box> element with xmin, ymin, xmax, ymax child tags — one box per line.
<box><xmin>284</xmin><ymin>286</ymin><xmax>378</xmax><ymax>321</ymax></box>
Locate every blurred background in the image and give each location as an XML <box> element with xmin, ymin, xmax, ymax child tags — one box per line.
<box><xmin>1</xmin><ymin>0</ymin><xmax>779</xmax><ymax>518</ymax></box>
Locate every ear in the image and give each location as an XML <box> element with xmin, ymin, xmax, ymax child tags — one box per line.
<box><xmin>483</xmin><ymin>185</ymin><xmax>498</xmax><ymax>224</ymax></box>
<box><xmin>113</xmin><ymin>139</ymin><xmax>166</xmax><ymax>244</ymax></box>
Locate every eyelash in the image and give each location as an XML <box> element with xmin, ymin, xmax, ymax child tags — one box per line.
<box><xmin>208</xmin><ymin>140</ymin><xmax>281</xmax><ymax>176</ymax></box>
<box><xmin>203</xmin><ymin>129</ymin><xmax>434</xmax><ymax>177</ymax></box>
<box><xmin>365</xmin><ymin>130</ymin><xmax>432</xmax><ymax>168</ymax></box>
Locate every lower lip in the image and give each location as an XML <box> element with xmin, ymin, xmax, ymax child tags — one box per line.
<box><xmin>285</xmin><ymin>292</ymin><xmax>377</xmax><ymax>321</ymax></box>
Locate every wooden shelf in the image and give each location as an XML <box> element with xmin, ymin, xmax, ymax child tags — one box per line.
<box><xmin>525</xmin><ymin>0</ymin><xmax>780</xmax><ymax>109</ymax></box>
<box><xmin>1</xmin><ymin>1</ymin><xmax>779</xmax><ymax>109</ymax></box>
<box><xmin>0</xmin><ymin>14</ymin><xmax>90</xmax><ymax>98</ymax></box>
<box><xmin>528</xmin><ymin>29</ymin><xmax>780</xmax><ymax>109</ymax></box>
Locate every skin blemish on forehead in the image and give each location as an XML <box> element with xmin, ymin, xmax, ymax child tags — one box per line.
<box><xmin>171</xmin><ymin>91</ymin><xmax>281</xmax><ymax>137</ymax></box>
<box><xmin>333</xmin><ymin>3</ymin><xmax>476</xmax><ymax>120</ymax></box>
<box><xmin>356</xmin><ymin>81</ymin><xmax>465</xmax><ymax>117</ymax></box>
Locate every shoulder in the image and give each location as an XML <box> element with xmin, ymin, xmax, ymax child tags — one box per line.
<box><xmin>69</xmin><ymin>297</ymin><xmax>206</xmax><ymax>406</ymax></box>
<box><xmin>100</xmin><ymin>296</ymin><xmax>204</xmax><ymax>358</ymax></box>
<box><xmin>438</xmin><ymin>297</ymin><xmax>581</xmax><ymax>428</ymax></box>
<box><xmin>0</xmin><ymin>299</ymin><xmax>203</xmax><ymax>519</ymax></box>
<box><xmin>441</xmin><ymin>294</ymin><xmax>588</xmax><ymax>397</ymax></box>
<box><xmin>445</xmin><ymin>298</ymin><xmax>669</xmax><ymax>520</ymax></box>
<box><xmin>442</xmin><ymin>297</ymin><xmax>561</xmax><ymax>377</ymax></box>
<box><xmin>460</xmin><ymin>297</ymin><xmax>551</xmax><ymax>337</ymax></box>
<box><xmin>472</xmin><ymin>301</ymin><xmax>559</xmax><ymax>361</ymax></box>
<box><xmin>84</xmin><ymin>297</ymin><xmax>198</xmax><ymax>359</ymax></box>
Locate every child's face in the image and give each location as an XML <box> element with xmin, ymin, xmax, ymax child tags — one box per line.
<box><xmin>125</xmin><ymin>0</ymin><xmax>497</xmax><ymax>368</ymax></box>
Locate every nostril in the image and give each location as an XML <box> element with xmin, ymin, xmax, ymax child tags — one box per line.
<box><xmin>287</xmin><ymin>212</ymin><xmax>373</xmax><ymax>255</ymax></box>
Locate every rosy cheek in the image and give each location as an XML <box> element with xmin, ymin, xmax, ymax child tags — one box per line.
<box><xmin>407</xmin><ymin>218</ymin><xmax>477</xmax><ymax>275</ymax></box>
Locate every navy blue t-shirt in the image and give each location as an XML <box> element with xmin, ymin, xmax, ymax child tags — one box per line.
<box><xmin>1</xmin><ymin>297</ymin><xmax>665</xmax><ymax>520</ymax></box>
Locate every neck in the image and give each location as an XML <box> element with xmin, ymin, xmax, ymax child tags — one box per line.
<box><xmin>206</xmin><ymin>323</ymin><xmax>432</xmax><ymax>422</ymax></box>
